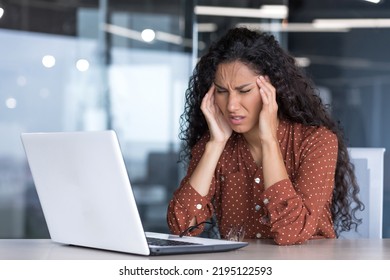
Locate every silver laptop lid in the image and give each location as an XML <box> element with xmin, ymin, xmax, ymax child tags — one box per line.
<box><xmin>21</xmin><ymin>131</ymin><xmax>150</xmax><ymax>255</ymax></box>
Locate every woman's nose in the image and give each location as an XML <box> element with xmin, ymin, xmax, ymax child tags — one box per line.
<box><xmin>227</xmin><ymin>93</ymin><xmax>240</xmax><ymax>112</ymax></box>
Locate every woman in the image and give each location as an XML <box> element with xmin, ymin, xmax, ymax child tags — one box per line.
<box><xmin>167</xmin><ymin>27</ymin><xmax>363</xmax><ymax>245</ymax></box>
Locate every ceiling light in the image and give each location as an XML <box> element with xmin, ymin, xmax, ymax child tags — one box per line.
<box><xmin>363</xmin><ymin>0</ymin><xmax>382</xmax><ymax>3</ymax></box>
<box><xmin>260</xmin><ymin>5</ymin><xmax>288</xmax><ymax>16</ymax></box>
<box><xmin>196</xmin><ymin>23</ymin><xmax>218</xmax><ymax>33</ymax></box>
<box><xmin>104</xmin><ymin>24</ymin><xmax>143</xmax><ymax>42</ymax></box>
<box><xmin>141</xmin><ymin>29</ymin><xmax>156</xmax><ymax>42</ymax></box>
<box><xmin>313</xmin><ymin>18</ymin><xmax>390</xmax><ymax>29</ymax></box>
<box><xmin>5</xmin><ymin>98</ymin><xmax>17</xmax><ymax>109</ymax></box>
<box><xmin>155</xmin><ymin>31</ymin><xmax>183</xmax><ymax>45</ymax></box>
<box><xmin>0</xmin><ymin>7</ymin><xmax>4</xmax><ymax>19</ymax></box>
<box><xmin>195</xmin><ymin>5</ymin><xmax>288</xmax><ymax>19</ymax></box>
<box><xmin>237</xmin><ymin>22</ymin><xmax>349</xmax><ymax>32</ymax></box>
<box><xmin>295</xmin><ymin>57</ymin><xmax>311</xmax><ymax>68</ymax></box>
<box><xmin>42</xmin><ymin>55</ymin><xmax>56</xmax><ymax>68</ymax></box>
<box><xmin>240</xmin><ymin>19</ymin><xmax>390</xmax><ymax>32</ymax></box>
<box><xmin>104</xmin><ymin>24</ymin><xmax>195</xmax><ymax>47</ymax></box>
<box><xmin>76</xmin><ymin>59</ymin><xmax>90</xmax><ymax>72</ymax></box>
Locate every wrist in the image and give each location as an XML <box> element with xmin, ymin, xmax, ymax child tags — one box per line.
<box><xmin>206</xmin><ymin>140</ymin><xmax>227</xmax><ymax>153</ymax></box>
<box><xmin>261</xmin><ymin>137</ymin><xmax>279</xmax><ymax>149</ymax></box>
<box><xmin>261</xmin><ymin>140</ymin><xmax>288</xmax><ymax>189</ymax></box>
<box><xmin>261</xmin><ymin>138</ymin><xmax>281</xmax><ymax>162</ymax></box>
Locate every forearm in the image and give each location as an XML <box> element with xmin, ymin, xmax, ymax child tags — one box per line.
<box><xmin>259</xmin><ymin>128</ymin><xmax>338</xmax><ymax>244</ymax></box>
<box><xmin>261</xmin><ymin>140</ymin><xmax>289</xmax><ymax>190</ymax></box>
<box><xmin>169</xmin><ymin>140</ymin><xmax>225</xmax><ymax>230</ymax></box>
<box><xmin>189</xmin><ymin>141</ymin><xmax>226</xmax><ymax>196</ymax></box>
<box><xmin>167</xmin><ymin>183</ymin><xmax>214</xmax><ymax>234</ymax></box>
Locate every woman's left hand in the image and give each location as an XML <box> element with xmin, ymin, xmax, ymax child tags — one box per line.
<box><xmin>257</xmin><ymin>75</ymin><xmax>279</xmax><ymax>143</ymax></box>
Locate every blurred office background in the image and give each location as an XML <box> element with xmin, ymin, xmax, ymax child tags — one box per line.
<box><xmin>0</xmin><ymin>0</ymin><xmax>389</xmax><ymax>238</ymax></box>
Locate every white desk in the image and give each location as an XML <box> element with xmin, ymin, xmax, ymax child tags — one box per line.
<box><xmin>1</xmin><ymin>238</ymin><xmax>389</xmax><ymax>260</ymax></box>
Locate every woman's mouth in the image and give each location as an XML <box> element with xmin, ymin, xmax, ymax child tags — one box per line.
<box><xmin>229</xmin><ymin>115</ymin><xmax>245</xmax><ymax>125</ymax></box>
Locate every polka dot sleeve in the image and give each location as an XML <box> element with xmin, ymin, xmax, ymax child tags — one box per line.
<box><xmin>260</xmin><ymin>128</ymin><xmax>338</xmax><ymax>245</ymax></box>
<box><xmin>166</xmin><ymin>134</ymin><xmax>215</xmax><ymax>236</ymax></box>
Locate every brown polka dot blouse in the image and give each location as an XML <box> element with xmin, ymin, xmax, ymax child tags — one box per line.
<box><xmin>167</xmin><ymin>120</ymin><xmax>338</xmax><ymax>245</ymax></box>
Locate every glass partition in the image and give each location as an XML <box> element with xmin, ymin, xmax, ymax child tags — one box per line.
<box><xmin>0</xmin><ymin>0</ymin><xmax>191</xmax><ymax>237</ymax></box>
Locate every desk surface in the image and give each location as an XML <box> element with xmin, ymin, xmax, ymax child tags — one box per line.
<box><xmin>1</xmin><ymin>238</ymin><xmax>389</xmax><ymax>260</ymax></box>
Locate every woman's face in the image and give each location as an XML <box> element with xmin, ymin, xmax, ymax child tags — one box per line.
<box><xmin>214</xmin><ymin>61</ymin><xmax>262</xmax><ymax>135</ymax></box>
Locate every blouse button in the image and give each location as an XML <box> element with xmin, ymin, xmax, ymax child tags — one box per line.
<box><xmin>254</xmin><ymin>177</ymin><xmax>261</xmax><ymax>184</ymax></box>
<box><xmin>263</xmin><ymin>198</ymin><xmax>269</xmax><ymax>205</ymax></box>
<box><xmin>220</xmin><ymin>175</ymin><xmax>225</xmax><ymax>182</ymax></box>
<box><xmin>196</xmin><ymin>204</ymin><xmax>202</xmax><ymax>210</ymax></box>
<box><xmin>255</xmin><ymin>205</ymin><xmax>261</xmax><ymax>211</ymax></box>
<box><xmin>256</xmin><ymin>233</ymin><xmax>262</xmax><ymax>238</ymax></box>
<box><xmin>260</xmin><ymin>216</ymin><xmax>270</xmax><ymax>224</ymax></box>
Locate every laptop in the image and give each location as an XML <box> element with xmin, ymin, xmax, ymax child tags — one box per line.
<box><xmin>20</xmin><ymin>130</ymin><xmax>248</xmax><ymax>256</ymax></box>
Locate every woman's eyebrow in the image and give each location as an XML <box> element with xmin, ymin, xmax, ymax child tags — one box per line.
<box><xmin>235</xmin><ymin>83</ymin><xmax>253</xmax><ymax>90</ymax></box>
<box><xmin>214</xmin><ymin>82</ymin><xmax>253</xmax><ymax>90</ymax></box>
<box><xmin>213</xmin><ymin>82</ymin><xmax>225</xmax><ymax>89</ymax></box>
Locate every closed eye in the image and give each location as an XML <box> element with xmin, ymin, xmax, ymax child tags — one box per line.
<box><xmin>216</xmin><ymin>88</ymin><xmax>228</xmax><ymax>94</ymax></box>
<box><xmin>239</xmin><ymin>88</ymin><xmax>252</xmax><ymax>94</ymax></box>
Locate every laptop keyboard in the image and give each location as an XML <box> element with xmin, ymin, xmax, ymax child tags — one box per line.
<box><xmin>147</xmin><ymin>237</ymin><xmax>201</xmax><ymax>246</ymax></box>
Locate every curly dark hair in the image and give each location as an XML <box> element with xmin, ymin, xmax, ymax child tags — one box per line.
<box><xmin>179</xmin><ymin>27</ymin><xmax>364</xmax><ymax>236</ymax></box>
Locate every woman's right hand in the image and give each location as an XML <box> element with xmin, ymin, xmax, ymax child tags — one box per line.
<box><xmin>200</xmin><ymin>84</ymin><xmax>232</xmax><ymax>143</ymax></box>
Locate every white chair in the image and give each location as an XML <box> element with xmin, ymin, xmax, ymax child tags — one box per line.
<box><xmin>338</xmin><ymin>148</ymin><xmax>386</xmax><ymax>239</ymax></box>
